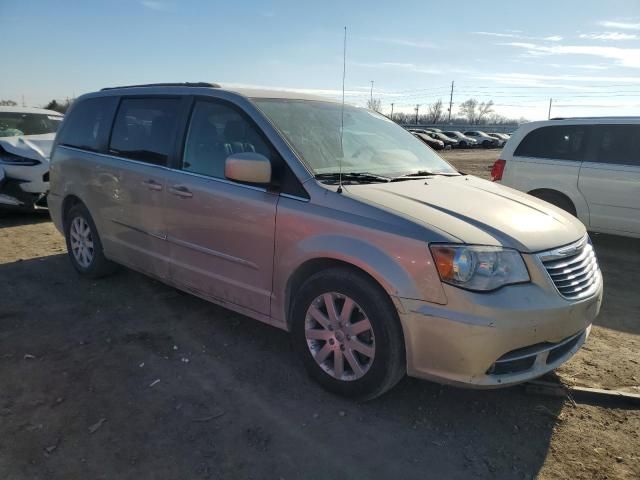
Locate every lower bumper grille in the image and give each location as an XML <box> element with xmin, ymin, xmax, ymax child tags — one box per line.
<box><xmin>487</xmin><ymin>329</ymin><xmax>586</xmax><ymax>376</ymax></box>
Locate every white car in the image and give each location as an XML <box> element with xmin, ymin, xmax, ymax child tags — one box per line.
<box><xmin>464</xmin><ymin>130</ymin><xmax>501</xmax><ymax>148</ymax></box>
<box><xmin>492</xmin><ymin>117</ymin><xmax>640</xmax><ymax>238</ymax></box>
<box><xmin>0</xmin><ymin>106</ymin><xmax>63</xmax><ymax>211</ymax></box>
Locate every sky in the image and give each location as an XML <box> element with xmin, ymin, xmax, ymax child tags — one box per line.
<box><xmin>1</xmin><ymin>0</ymin><xmax>640</xmax><ymax>121</ymax></box>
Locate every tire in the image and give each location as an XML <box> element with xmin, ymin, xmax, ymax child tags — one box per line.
<box><xmin>64</xmin><ymin>203</ymin><xmax>118</xmax><ymax>278</ymax></box>
<box><xmin>482</xmin><ymin>140</ymin><xmax>491</xmax><ymax>149</ymax></box>
<box><xmin>291</xmin><ymin>268</ymin><xmax>406</xmax><ymax>400</ymax></box>
<box><xmin>529</xmin><ymin>191</ymin><xmax>577</xmax><ymax>217</ymax></box>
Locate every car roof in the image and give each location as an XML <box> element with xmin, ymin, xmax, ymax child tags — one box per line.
<box><xmin>0</xmin><ymin>106</ymin><xmax>63</xmax><ymax>115</ymax></box>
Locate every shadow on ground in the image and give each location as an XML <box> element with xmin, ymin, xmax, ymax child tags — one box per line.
<box><xmin>0</xmin><ymin>254</ymin><xmax>563</xmax><ymax>480</ymax></box>
<box><xmin>0</xmin><ymin>210</ymin><xmax>51</xmax><ymax>228</ymax></box>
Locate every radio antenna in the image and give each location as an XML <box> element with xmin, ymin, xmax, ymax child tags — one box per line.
<box><xmin>337</xmin><ymin>26</ymin><xmax>347</xmax><ymax>194</ymax></box>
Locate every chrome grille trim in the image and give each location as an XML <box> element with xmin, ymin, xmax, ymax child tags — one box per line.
<box><xmin>538</xmin><ymin>236</ymin><xmax>600</xmax><ymax>300</ymax></box>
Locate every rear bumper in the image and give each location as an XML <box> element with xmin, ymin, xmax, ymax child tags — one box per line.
<box><xmin>397</xmin><ymin>276</ymin><xmax>603</xmax><ymax>388</ymax></box>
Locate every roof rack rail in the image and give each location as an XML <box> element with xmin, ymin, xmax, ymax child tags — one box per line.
<box><xmin>550</xmin><ymin>115</ymin><xmax>640</xmax><ymax>121</ymax></box>
<box><xmin>101</xmin><ymin>82</ymin><xmax>220</xmax><ymax>91</ymax></box>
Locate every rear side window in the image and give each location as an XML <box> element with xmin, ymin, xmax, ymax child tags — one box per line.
<box><xmin>109</xmin><ymin>98</ymin><xmax>180</xmax><ymax>166</ymax></box>
<box><xmin>514</xmin><ymin>125</ymin><xmax>587</xmax><ymax>161</ymax></box>
<box><xmin>595</xmin><ymin>124</ymin><xmax>640</xmax><ymax>166</ymax></box>
<box><xmin>57</xmin><ymin>97</ymin><xmax>118</xmax><ymax>152</ymax></box>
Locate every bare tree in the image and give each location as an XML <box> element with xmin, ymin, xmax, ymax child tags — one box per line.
<box><xmin>0</xmin><ymin>99</ymin><xmax>17</xmax><ymax>106</ymax></box>
<box><xmin>44</xmin><ymin>98</ymin><xmax>73</xmax><ymax>114</ymax></box>
<box><xmin>367</xmin><ymin>97</ymin><xmax>382</xmax><ymax>112</ymax></box>
<box><xmin>458</xmin><ymin>99</ymin><xmax>478</xmax><ymax>124</ymax></box>
<box><xmin>427</xmin><ymin>99</ymin><xmax>444</xmax><ymax>124</ymax></box>
<box><xmin>477</xmin><ymin>100</ymin><xmax>494</xmax><ymax>124</ymax></box>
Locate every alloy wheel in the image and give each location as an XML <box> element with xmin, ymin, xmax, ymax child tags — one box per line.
<box><xmin>304</xmin><ymin>292</ymin><xmax>376</xmax><ymax>381</ymax></box>
<box><xmin>69</xmin><ymin>216</ymin><xmax>95</xmax><ymax>268</ymax></box>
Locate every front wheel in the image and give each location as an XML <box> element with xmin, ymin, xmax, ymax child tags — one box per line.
<box><xmin>291</xmin><ymin>268</ymin><xmax>406</xmax><ymax>400</ymax></box>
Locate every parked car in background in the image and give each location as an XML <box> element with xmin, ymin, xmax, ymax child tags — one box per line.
<box><xmin>0</xmin><ymin>106</ymin><xmax>64</xmax><ymax>212</ymax></box>
<box><xmin>48</xmin><ymin>83</ymin><xmax>602</xmax><ymax>400</ymax></box>
<box><xmin>442</xmin><ymin>131</ymin><xmax>477</xmax><ymax>148</ymax></box>
<box><xmin>493</xmin><ymin>118</ymin><xmax>640</xmax><ymax>238</ymax></box>
<box><xmin>429</xmin><ymin>132</ymin><xmax>459</xmax><ymax>148</ymax></box>
<box><xmin>488</xmin><ymin>133</ymin><xmax>508</xmax><ymax>146</ymax></box>
<box><xmin>464</xmin><ymin>130</ymin><xmax>500</xmax><ymax>148</ymax></box>
<box><xmin>410</xmin><ymin>131</ymin><xmax>445</xmax><ymax>150</ymax></box>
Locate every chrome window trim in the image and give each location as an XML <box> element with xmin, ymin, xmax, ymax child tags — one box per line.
<box><xmin>172</xmin><ymin>168</ymin><xmax>269</xmax><ymax>194</ymax></box>
<box><xmin>57</xmin><ymin>145</ymin><xmax>269</xmax><ymax>194</ymax></box>
<box><xmin>279</xmin><ymin>193</ymin><xmax>310</xmax><ymax>203</ymax></box>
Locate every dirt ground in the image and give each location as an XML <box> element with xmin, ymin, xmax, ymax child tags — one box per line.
<box><xmin>0</xmin><ymin>149</ymin><xmax>639</xmax><ymax>479</ymax></box>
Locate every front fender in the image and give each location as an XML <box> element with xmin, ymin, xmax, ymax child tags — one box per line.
<box><xmin>292</xmin><ymin>234</ymin><xmax>424</xmax><ymax>298</ymax></box>
<box><xmin>272</xmin><ymin>231</ymin><xmax>447</xmax><ymax>326</ymax></box>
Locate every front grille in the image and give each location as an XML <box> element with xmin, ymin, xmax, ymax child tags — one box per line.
<box><xmin>539</xmin><ymin>236</ymin><xmax>600</xmax><ymax>300</ymax></box>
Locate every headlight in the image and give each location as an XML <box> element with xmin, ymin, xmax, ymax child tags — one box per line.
<box><xmin>430</xmin><ymin>245</ymin><xmax>529</xmax><ymax>291</ymax></box>
<box><xmin>0</xmin><ymin>153</ymin><xmax>40</xmax><ymax>166</ymax></box>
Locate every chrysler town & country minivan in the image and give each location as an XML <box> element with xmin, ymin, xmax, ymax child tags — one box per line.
<box><xmin>48</xmin><ymin>83</ymin><xmax>603</xmax><ymax>399</ymax></box>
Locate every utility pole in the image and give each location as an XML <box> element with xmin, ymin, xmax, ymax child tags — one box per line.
<box><xmin>448</xmin><ymin>80</ymin><xmax>454</xmax><ymax>123</ymax></box>
<box><xmin>21</xmin><ymin>94</ymin><xmax>25</xmax><ymax>107</ymax></box>
<box><xmin>390</xmin><ymin>103</ymin><xmax>394</xmax><ymax>120</ymax></box>
<box><xmin>548</xmin><ymin>98</ymin><xmax>553</xmax><ymax>119</ymax></box>
<box><xmin>415</xmin><ymin>104</ymin><xmax>421</xmax><ymax>125</ymax></box>
<box><xmin>370</xmin><ymin>80</ymin><xmax>374</xmax><ymax>103</ymax></box>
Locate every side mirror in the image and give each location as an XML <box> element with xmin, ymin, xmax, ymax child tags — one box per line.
<box><xmin>224</xmin><ymin>152</ymin><xmax>272</xmax><ymax>185</ymax></box>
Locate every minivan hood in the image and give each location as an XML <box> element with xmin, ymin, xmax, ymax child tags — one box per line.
<box><xmin>343</xmin><ymin>175</ymin><xmax>585</xmax><ymax>252</ymax></box>
<box><xmin>0</xmin><ymin>133</ymin><xmax>55</xmax><ymax>162</ymax></box>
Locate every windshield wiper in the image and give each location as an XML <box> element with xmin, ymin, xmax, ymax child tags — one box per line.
<box><xmin>391</xmin><ymin>170</ymin><xmax>458</xmax><ymax>181</ymax></box>
<box><xmin>314</xmin><ymin>172</ymin><xmax>391</xmax><ymax>184</ymax></box>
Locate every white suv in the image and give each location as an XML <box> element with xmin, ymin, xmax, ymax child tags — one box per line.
<box><xmin>493</xmin><ymin>118</ymin><xmax>640</xmax><ymax>238</ymax></box>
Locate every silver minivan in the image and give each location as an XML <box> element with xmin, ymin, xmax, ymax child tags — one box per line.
<box><xmin>48</xmin><ymin>83</ymin><xmax>603</xmax><ymax>399</ymax></box>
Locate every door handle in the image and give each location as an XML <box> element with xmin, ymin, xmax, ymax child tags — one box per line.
<box><xmin>169</xmin><ymin>185</ymin><xmax>193</xmax><ymax>198</ymax></box>
<box><xmin>142</xmin><ymin>179</ymin><xmax>163</xmax><ymax>191</ymax></box>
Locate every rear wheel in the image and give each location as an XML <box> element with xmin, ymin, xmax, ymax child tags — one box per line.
<box><xmin>291</xmin><ymin>268</ymin><xmax>405</xmax><ymax>400</ymax></box>
<box><xmin>64</xmin><ymin>203</ymin><xmax>118</xmax><ymax>278</ymax></box>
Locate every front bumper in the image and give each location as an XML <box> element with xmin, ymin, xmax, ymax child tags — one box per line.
<box><xmin>0</xmin><ymin>164</ymin><xmax>49</xmax><ymax>209</ymax></box>
<box><xmin>397</xmin><ymin>261</ymin><xmax>603</xmax><ymax>388</ymax></box>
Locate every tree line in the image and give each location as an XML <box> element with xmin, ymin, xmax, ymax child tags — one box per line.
<box><xmin>367</xmin><ymin>97</ymin><xmax>525</xmax><ymax>125</ymax></box>
<box><xmin>0</xmin><ymin>99</ymin><xmax>73</xmax><ymax>113</ymax></box>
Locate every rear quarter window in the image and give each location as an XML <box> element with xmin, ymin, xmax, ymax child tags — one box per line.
<box><xmin>57</xmin><ymin>97</ymin><xmax>118</xmax><ymax>152</ymax></box>
<box><xmin>514</xmin><ymin>125</ymin><xmax>587</xmax><ymax>161</ymax></box>
<box><xmin>593</xmin><ymin>124</ymin><xmax>640</xmax><ymax>167</ymax></box>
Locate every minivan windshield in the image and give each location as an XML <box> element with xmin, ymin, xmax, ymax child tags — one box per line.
<box><xmin>253</xmin><ymin>99</ymin><xmax>458</xmax><ymax>178</ymax></box>
<box><xmin>0</xmin><ymin>112</ymin><xmax>63</xmax><ymax>137</ymax></box>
